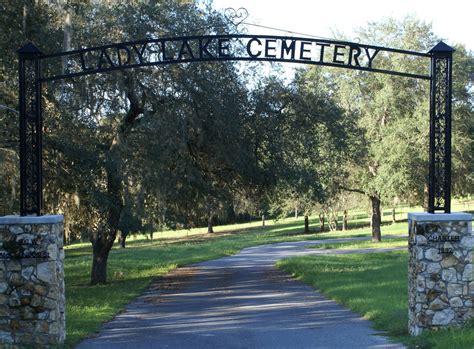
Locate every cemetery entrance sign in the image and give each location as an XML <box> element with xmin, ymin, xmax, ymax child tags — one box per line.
<box><xmin>18</xmin><ymin>34</ymin><xmax>453</xmax><ymax>215</ymax></box>
<box><xmin>11</xmin><ymin>30</ymin><xmax>473</xmax><ymax>345</ymax></box>
<box><xmin>36</xmin><ymin>35</ymin><xmax>429</xmax><ymax>81</ymax></box>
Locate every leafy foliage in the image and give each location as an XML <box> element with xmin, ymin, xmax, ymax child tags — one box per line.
<box><xmin>0</xmin><ymin>5</ymin><xmax>472</xmax><ymax>281</ymax></box>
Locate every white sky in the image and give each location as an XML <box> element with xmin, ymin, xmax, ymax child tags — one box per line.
<box><xmin>211</xmin><ymin>0</ymin><xmax>473</xmax><ymax>51</ymax></box>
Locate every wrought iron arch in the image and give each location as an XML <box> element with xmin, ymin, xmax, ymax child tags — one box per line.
<box><xmin>17</xmin><ymin>34</ymin><xmax>454</xmax><ymax>215</ymax></box>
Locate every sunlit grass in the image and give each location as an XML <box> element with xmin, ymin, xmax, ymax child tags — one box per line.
<box><xmin>277</xmin><ymin>251</ymin><xmax>474</xmax><ymax>348</ymax></box>
<box><xmin>306</xmin><ymin>237</ymin><xmax>407</xmax><ymax>249</ymax></box>
<box><xmin>63</xmin><ymin>199</ymin><xmax>473</xmax><ymax>347</ymax></box>
<box><xmin>66</xmin><ymin>214</ymin><xmax>401</xmax><ymax>346</ymax></box>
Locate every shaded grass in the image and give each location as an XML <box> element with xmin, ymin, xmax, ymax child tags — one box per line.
<box><xmin>63</xmin><ymin>199</ymin><xmax>472</xmax><ymax>346</ymax></box>
<box><xmin>306</xmin><ymin>237</ymin><xmax>407</xmax><ymax>249</ymax></box>
<box><xmin>277</xmin><ymin>252</ymin><xmax>474</xmax><ymax>348</ymax></box>
<box><xmin>65</xmin><ymin>218</ymin><xmax>409</xmax><ymax>346</ymax></box>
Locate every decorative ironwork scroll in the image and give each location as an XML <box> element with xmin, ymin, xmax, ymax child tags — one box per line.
<box><xmin>224</xmin><ymin>7</ymin><xmax>249</xmax><ymax>27</ymax></box>
<box><xmin>18</xmin><ymin>43</ymin><xmax>43</xmax><ymax>216</ymax></box>
<box><xmin>428</xmin><ymin>42</ymin><xmax>454</xmax><ymax>213</ymax></box>
<box><xmin>17</xmin><ymin>36</ymin><xmax>454</xmax><ymax>216</ymax></box>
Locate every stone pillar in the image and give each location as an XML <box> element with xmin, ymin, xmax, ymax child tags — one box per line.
<box><xmin>408</xmin><ymin>212</ymin><xmax>473</xmax><ymax>336</ymax></box>
<box><xmin>0</xmin><ymin>215</ymin><xmax>65</xmax><ymax>346</ymax></box>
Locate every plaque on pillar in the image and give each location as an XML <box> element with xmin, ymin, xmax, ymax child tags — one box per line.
<box><xmin>408</xmin><ymin>212</ymin><xmax>473</xmax><ymax>335</ymax></box>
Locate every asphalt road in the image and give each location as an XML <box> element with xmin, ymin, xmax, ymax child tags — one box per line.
<box><xmin>76</xmin><ymin>236</ymin><xmax>406</xmax><ymax>349</ymax></box>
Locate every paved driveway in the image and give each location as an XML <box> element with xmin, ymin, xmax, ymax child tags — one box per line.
<box><xmin>76</xmin><ymin>236</ymin><xmax>406</xmax><ymax>348</ymax></box>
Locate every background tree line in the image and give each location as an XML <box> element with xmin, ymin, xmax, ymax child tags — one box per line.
<box><xmin>0</xmin><ymin>1</ymin><xmax>472</xmax><ymax>283</ymax></box>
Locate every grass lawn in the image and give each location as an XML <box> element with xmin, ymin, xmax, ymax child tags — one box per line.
<box><xmin>277</xmin><ymin>252</ymin><xmax>474</xmax><ymax>348</ymax></box>
<box><xmin>63</xmin><ymin>199</ymin><xmax>473</xmax><ymax>347</ymax></box>
<box><xmin>306</xmin><ymin>237</ymin><xmax>407</xmax><ymax>249</ymax></box>
<box><xmin>65</xmin><ymin>218</ymin><xmax>408</xmax><ymax>346</ymax></box>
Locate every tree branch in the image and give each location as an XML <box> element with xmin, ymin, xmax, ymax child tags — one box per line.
<box><xmin>121</xmin><ymin>73</ymin><xmax>144</xmax><ymax>134</ymax></box>
<box><xmin>338</xmin><ymin>185</ymin><xmax>366</xmax><ymax>196</ymax></box>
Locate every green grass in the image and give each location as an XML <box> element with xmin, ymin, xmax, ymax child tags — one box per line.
<box><xmin>277</xmin><ymin>252</ymin><xmax>474</xmax><ymax>348</ymax></box>
<box><xmin>306</xmin><ymin>237</ymin><xmax>407</xmax><ymax>249</ymax></box>
<box><xmin>63</xmin><ymin>199</ymin><xmax>473</xmax><ymax>347</ymax></box>
<box><xmin>65</xmin><ymin>217</ymin><xmax>408</xmax><ymax>346</ymax></box>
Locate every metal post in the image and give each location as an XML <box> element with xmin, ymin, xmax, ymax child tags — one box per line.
<box><xmin>428</xmin><ymin>41</ymin><xmax>454</xmax><ymax>213</ymax></box>
<box><xmin>18</xmin><ymin>43</ymin><xmax>43</xmax><ymax>216</ymax></box>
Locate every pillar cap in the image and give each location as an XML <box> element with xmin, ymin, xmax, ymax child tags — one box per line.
<box><xmin>408</xmin><ymin>212</ymin><xmax>472</xmax><ymax>222</ymax></box>
<box><xmin>429</xmin><ymin>41</ymin><xmax>455</xmax><ymax>54</ymax></box>
<box><xmin>18</xmin><ymin>42</ymin><xmax>42</xmax><ymax>56</ymax></box>
<box><xmin>0</xmin><ymin>215</ymin><xmax>63</xmax><ymax>224</ymax></box>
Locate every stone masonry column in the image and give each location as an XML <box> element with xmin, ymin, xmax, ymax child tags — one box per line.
<box><xmin>0</xmin><ymin>215</ymin><xmax>65</xmax><ymax>346</ymax></box>
<box><xmin>408</xmin><ymin>212</ymin><xmax>473</xmax><ymax>335</ymax></box>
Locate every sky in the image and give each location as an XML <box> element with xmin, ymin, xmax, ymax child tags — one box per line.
<box><xmin>211</xmin><ymin>0</ymin><xmax>473</xmax><ymax>52</ymax></box>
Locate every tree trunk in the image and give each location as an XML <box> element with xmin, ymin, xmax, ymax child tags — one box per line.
<box><xmin>342</xmin><ymin>209</ymin><xmax>348</xmax><ymax>231</ymax></box>
<box><xmin>91</xmin><ymin>253</ymin><xmax>109</xmax><ymax>285</ymax></box>
<box><xmin>89</xmin><ymin>73</ymin><xmax>142</xmax><ymax>284</ymax></box>
<box><xmin>61</xmin><ymin>12</ymin><xmax>72</xmax><ymax>96</ymax></box>
<box><xmin>423</xmin><ymin>183</ymin><xmax>429</xmax><ymax>211</ymax></box>
<box><xmin>331</xmin><ymin>211</ymin><xmax>338</xmax><ymax>231</ymax></box>
<box><xmin>9</xmin><ymin>175</ymin><xmax>16</xmax><ymax>216</ymax></box>
<box><xmin>89</xmin><ymin>126</ymin><xmax>123</xmax><ymax>284</ymax></box>
<box><xmin>319</xmin><ymin>212</ymin><xmax>325</xmax><ymax>232</ymax></box>
<box><xmin>207</xmin><ymin>211</ymin><xmax>214</xmax><ymax>234</ymax></box>
<box><xmin>89</xmin><ymin>157</ymin><xmax>121</xmax><ymax>284</ymax></box>
<box><xmin>22</xmin><ymin>4</ymin><xmax>27</xmax><ymax>32</ymax></box>
<box><xmin>262</xmin><ymin>214</ymin><xmax>265</xmax><ymax>226</ymax></box>
<box><xmin>370</xmin><ymin>195</ymin><xmax>382</xmax><ymax>242</ymax></box>
<box><xmin>118</xmin><ymin>230</ymin><xmax>128</xmax><ymax>248</ymax></box>
<box><xmin>227</xmin><ymin>203</ymin><xmax>236</xmax><ymax>224</ymax></box>
<box><xmin>392</xmin><ymin>207</ymin><xmax>396</xmax><ymax>223</ymax></box>
<box><xmin>63</xmin><ymin>222</ymin><xmax>70</xmax><ymax>246</ymax></box>
<box><xmin>91</xmin><ymin>234</ymin><xmax>114</xmax><ymax>285</ymax></box>
<box><xmin>294</xmin><ymin>206</ymin><xmax>298</xmax><ymax>219</ymax></box>
<box><xmin>304</xmin><ymin>215</ymin><xmax>309</xmax><ymax>234</ymax></box>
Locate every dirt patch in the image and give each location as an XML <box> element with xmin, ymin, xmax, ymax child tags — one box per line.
<box><xmin>153</xmin><ymin>228</ymin><xmax>253</xmax><ymax>245</ymax></box>
<box><xmin>143</xmin><ymin>267</ymin><xmax>197</xmax><ymax>303</ymax></box>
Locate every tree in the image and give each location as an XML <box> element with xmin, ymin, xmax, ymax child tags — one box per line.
<box><xmin>250</xmin><ymin>70</ymin><xmax>357</xmax><ymax>233</ymax></box>
<box><xmin>451</xmin><ymin>45</ymin><xmax>474</xmax><ymax>197</ymax></box>
<box><xmin>0</xmin><ymin>1</ymin><xmax>65</xmax><ymax>215</ymax></box>
<box><xmin>86</xmin><ymin>1</ymin><xmax>265</xmax><ymax>283</ymax></box>
<box><xmin>323</xmin><ymin>17</ymin><xmax>473</xmax><ymax>241</ymax></box>
<box><xmin>326</xmin><ymin>17</ymin><xmax>438</xmax><ymax>241</ymax></box>
<box><xmin>35</xmin><ymin>0</ymin><xmax>255</xmax><ymax>284</ymax></box>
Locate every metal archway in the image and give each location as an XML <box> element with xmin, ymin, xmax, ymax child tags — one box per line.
<box><xmin>17</xmin><ymin>34</ymin><xmax>454</xmax><ymax>215</ymax></box>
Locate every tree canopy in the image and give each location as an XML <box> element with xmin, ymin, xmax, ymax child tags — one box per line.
<box><xmin>0</xmin><ymin>2</ymin><xmax>472</xmax><ymax>282</ymax></box>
